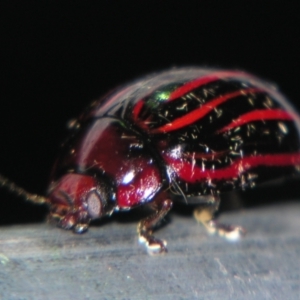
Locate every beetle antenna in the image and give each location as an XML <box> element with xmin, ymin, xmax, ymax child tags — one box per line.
<box><xmin>0</xmin><ymin>174</ymin><xmax>48</xmax><ymax>204</ymax></box>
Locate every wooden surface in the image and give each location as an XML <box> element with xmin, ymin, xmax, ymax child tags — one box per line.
<box><xmin>0</xmin><ymin>202</ymin><xmax>299</xmax><ymax>300</ymax></box>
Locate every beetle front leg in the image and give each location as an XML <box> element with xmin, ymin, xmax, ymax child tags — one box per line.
<box><xmin>49</xmin><ymin>204</ymin><xmax>91</xmax><ymax>234</ymax></box>
<box><xmin>193</xmin><ymin>194</ymin><xmax>245</xmax><ymax>241</ymax></box>
<box><xmin>138</xmin><ymin>194</ymin><xmax>173</xmax><ymax>255</ymax></box>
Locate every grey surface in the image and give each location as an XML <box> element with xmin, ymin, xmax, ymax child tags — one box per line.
<box><xmin>0</xmin><ymin>203</ymin><xmax>299</xmax><ymax>300</ymax></box>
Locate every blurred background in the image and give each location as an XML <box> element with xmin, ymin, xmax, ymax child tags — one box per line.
<box><xmin>0</xmin><ymin>1</ymin><xmax>299</xmax><ymax>224</ymax></box>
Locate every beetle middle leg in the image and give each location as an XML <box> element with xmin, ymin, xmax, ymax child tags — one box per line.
<box><xmin>193</xmin><ymin>193</ymin><xmax>245</xmax><ymax>241</ymax></box>
<box><xmin>137</xmin><ymin>192</ymin><xmax>173</xmax><ymax>255</ymax></box>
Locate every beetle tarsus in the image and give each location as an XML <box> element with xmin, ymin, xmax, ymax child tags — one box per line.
<box><xmin>193</xmin><ymin>195</ymin><xmax>245</xmax><ymax>241</ymax></box>
<box><xmin>137</xmin><ymin>196</ymin><xmax>172</xmax><ymax>254</ymax></box>
<box><xmin>208</xmin><ymin>221</ymin><xmax>246</xmax><ymax>241</ymax></box>
<box><xmin>73</xmin><ymin>223</ymin><xmax>90</xmax><ymax>234</ymax></box>
<box><xmin>139</xmin><ymin>234</ymin><xmax>168</xmax><ymax>255</ymax></box>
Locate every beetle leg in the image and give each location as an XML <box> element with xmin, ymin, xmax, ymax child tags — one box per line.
<box><xmin>193</xmin><ymin>194</ymin><xmax>245</xmax><ymax>241</ymax></box>
<box><xmin>137</xmin><ymin>194</ymin><xmax>173</xmax><ymax>255</ymax></box>
<box><xmin>49</xmin><ymin>204</ymin><xmax>91</xmax><ymax>234</ymax></box>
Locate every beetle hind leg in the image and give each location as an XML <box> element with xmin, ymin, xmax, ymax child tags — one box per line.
<box><xmin>193</xmin><ymin>194</ymin><xmax>245</xmax><ymax>241</ymax></box>
<box><xmin>137</xmin><ymin>194</ymin><xmax>173</xmax><ymax>255</ymax></box>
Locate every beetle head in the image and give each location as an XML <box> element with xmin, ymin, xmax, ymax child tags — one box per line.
<box><xmin>48</xmin><ymin>173</ymin><xmax>115</xmax><ymax>220</ymax></box>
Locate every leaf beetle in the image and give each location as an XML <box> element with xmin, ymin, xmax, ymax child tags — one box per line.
<box><xmin>1</xmin><ymin>67</ymin><xmax>300</xmax><ymax>254</ymax></box>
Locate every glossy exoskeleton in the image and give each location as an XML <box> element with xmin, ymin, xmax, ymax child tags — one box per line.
<box><xmin>1</xmin><ymin>68</ymin><xmax>300</xmax><ymax>254</ymax></box>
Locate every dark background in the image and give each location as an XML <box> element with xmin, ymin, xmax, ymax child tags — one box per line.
<box><xmin>0</xmin><ymin>1</ymin><xmax>299</xmax><ymax>224</ymax></box>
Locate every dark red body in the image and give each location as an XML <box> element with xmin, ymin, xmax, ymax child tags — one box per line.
<box><xmin>47</xmin><ymin>68</ymin><xmax>300</xmax><ymax>224</ymax></box>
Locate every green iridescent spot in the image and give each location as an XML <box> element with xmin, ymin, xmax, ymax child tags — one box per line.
<box><xmin>146</xmin><ymin>83</ymin><xmax>179</xmax><ymax>109</ymax></box>
<box><xmin>154</xmin><ymin>90</ymin><xmax>171</xmax><ymax>101</ymax></box>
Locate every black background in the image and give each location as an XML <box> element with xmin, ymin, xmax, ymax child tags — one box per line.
<box><xmin>0</xmin><ymin>1</ymin><xmax>299</xmax><ymax>224</ymax></box>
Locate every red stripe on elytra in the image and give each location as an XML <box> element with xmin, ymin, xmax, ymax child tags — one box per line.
<box><xmin>218</xmin><ymin>109</ymin><xmax>293</xmax><ymax>133</ymax></box>
<box><xmin>132</xmin><ymin>100</ymin><xmax>145</xmax><ymax>121</ymax></box>
<box><xmin>152</xmin><ymin>88</ymin><xmax>263</xmax><ymax>134</ymax></box>
<box><xmin>164</xmin><ymin>152</ymin><xmax>300</xmax><ymax>183</ymax></box>
<box><xmin>168</xmin><ymin>71</ymin><xmax>250</xmax><ymax>101</ymax></box>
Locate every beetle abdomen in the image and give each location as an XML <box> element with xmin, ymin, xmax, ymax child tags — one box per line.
<box><xmin>130</xmin><ymin>69</ymin><xmax>300</xmax><ymax>196</ymax></box>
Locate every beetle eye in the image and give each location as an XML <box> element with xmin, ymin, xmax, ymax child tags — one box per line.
<box><xmin>86</xmin><ymin>191</ymin><xmax>102</xmax><ymax>219</ymax></box>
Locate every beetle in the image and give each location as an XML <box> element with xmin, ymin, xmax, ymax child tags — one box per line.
<box><xmin>1</xmin><ymin>67</ymin><xmax>300</xmax><ymax>254</ymax></box>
